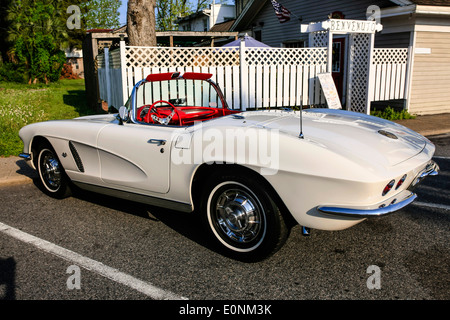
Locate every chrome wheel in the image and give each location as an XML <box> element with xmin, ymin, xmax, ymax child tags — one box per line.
<box><xmin>39</xmin><ymin>149</ymin><xmax>62</xmax><ymax>191</ymax></box>
<box><xmin>201</xmin><ymin>171</ymin><xmax>289</xmax><ymax>261</ymax></box>
<box><xmin>214</xmin><ymin>187</ymin><xmax>263</xmax><ymax>244</ymax></box>
<box><xmin>207</xmin><ymin>181</ymin><xmax>267</xmax><ymax>253</ymax></box>
<box><xmin>36</xmin><ymin>145</ymin><xmax>71</xmax><ymax>198</ymax></box>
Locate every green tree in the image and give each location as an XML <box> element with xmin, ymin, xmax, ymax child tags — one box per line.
<box><xmin>84</xmin><ymin>0</ymin><xmax>122</xmax><ymax>30</ymax></box>
<box><xmin>7</xmin><ymin>0</ymin><xmax>67</xmax><ymax>84</ymax></box>
<box><xmin>0</xmin><ymin>0</ymin><xmax>14</xmax><ymax>63</ymax></box>
<box><xmin>156</xmin><ymin>0</ymin><xmax>210</xmax><ymax>31</ymax></box>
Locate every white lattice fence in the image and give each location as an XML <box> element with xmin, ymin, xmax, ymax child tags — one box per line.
<box><xmin>242</xmin><ymin>47</ymin><xmax>327</xmax><ymax>108</ymax></box>
<box><xmin>369</xmin><ymin>48</ymin><xmax>409</xmax><ymax>102</ymax></box>
<box><xmin>310</xmin><ymin>31</ymin><xmax>329</xmax><ymax>48</ymax></box>
<box><xmin>123</xmin><ymin>46</ymin><xmax>242</xmax><ymax>109</ymax></box>
<box><xmin>347</xmin><ymin>33</ymin><xmax>372</xmax><ymax>113</ymax></box>
<box><xmin>105</xmin><ymin>43</ymin><xmax>328</xmax><ymax>110</ymax></box>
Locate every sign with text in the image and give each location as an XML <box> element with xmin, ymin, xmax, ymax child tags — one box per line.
<box><xmin>325</xmin><ymin>19</ymin><xmax>381</xmax><ymax>34</ymax></box>
<box><xmin>301</xmin><ymin>19</ymin><xmax>382</xmax><ymax>34</ymax></box>
<box><xmin>318</xmin><ymin>73</ymin><xmax>342</xmax><ymax>109</ymax></box>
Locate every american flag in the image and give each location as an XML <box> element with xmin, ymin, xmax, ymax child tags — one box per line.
<box><xmin>271</xmin><ymin>0</ymin><xmax>291</xmax><ymax>23</ymax></box>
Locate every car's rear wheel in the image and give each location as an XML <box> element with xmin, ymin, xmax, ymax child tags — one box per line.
<box><xmin>36</xmin><ymin>144</ymin><xmax>71</xmax><ymax>199</ymax></box>
<box><xmin>201</xmin><ymin>171</ymin><xmax>288</xmax><ymax>261</ymax></box>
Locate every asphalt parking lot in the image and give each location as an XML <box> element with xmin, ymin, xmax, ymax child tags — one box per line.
<box><xmin>0</xmin><ymin>134</ymin><xmax>448</xmax><ymax>313</ymax></box>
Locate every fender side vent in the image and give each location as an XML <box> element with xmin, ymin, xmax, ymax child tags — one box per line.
<box><xmin>69</xmin><ymin>141</ymin><xmax>85</xmax><ymax>173</ymax></box>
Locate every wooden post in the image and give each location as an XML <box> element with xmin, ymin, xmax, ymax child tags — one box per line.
<box><xmin>82</xmin><ymin>33</ymin><xmax>101</xmax><ymax>112</ymax></box>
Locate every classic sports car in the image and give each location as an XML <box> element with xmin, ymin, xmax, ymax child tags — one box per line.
<box><xmin>19</xmin><ymin>72</ymin><xmax>439</xmax><ymax>261</ymax></box>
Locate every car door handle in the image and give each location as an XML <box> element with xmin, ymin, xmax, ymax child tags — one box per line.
<box><xmin>147</xmin><ymin>139</ymin><xmax>166</xmax><ymax>146</ymax></box>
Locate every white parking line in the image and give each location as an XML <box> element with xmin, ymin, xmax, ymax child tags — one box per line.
<box><xmin>412</xmin><ymin>201</ymin><xmax>450</xmax><ymax>211</ymax></box>
<box><xmin>433</xmin><ymin>156</ymin><xmax>450</xmax><ymax>160</ymax></box>
<box><xmin>0</xmin><ymin>222</ymin><xmax>188</xmax><ymax>300</ymax></box>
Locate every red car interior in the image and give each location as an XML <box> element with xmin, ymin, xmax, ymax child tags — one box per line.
<box><xmin>136</xmin><ymin>72</ymin><xmax>240</xmax><ymax>126</ymax></box>
<box><xmin>137</xmin><ymin>104</ymin><xmax>239</xmax><ymax>126</ymax></box>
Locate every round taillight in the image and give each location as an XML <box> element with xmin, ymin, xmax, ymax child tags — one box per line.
<box><xmin>396</xmin><ymin>174</ymin><xmax>407</xmax><ymax>190</ymax></box>
<box><xmin>382</xmin><ymin>180</ymin><xmax>395</xmax><ymax>196</ymax></box>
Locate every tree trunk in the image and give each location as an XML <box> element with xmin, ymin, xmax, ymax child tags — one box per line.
<box><xmin>127</xmin><ymin>0</ymin><xmax>157</xmax><ymax>47</ymax></box>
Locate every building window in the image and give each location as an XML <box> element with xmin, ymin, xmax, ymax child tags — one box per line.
<box><xmin>332</xmin><ymin>42</ymin><xmax>341</xmax><ymax>72</ymax></box>
<box><xmin>254</xmin><ymin>30</ymin><xmax>262</xmax><ymax>42</ymax></box>
<box><xmin>283</xmin><ymin>41</ymin><xmax>305</xmax><ymax>48</ymax></box>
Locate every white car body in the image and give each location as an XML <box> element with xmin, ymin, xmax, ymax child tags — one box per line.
<box><xmin>19</xmin><ymin>72</ymin><xmax>439</xmax><ymax>260</ymax></box>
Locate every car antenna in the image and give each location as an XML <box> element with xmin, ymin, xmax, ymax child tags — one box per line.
<box><xmin>299</xmin><ymin>99</ymin><xmax>304</xmax><ymax>139</ymax></box>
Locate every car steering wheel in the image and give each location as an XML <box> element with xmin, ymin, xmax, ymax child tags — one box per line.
<box><xmin>144</xmin><ymin>100</ymin><xmax>181</xmax><ymax>125</ymax></box>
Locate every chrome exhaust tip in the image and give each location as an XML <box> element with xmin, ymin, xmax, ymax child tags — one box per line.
<box><xmin>302</xmin><ymin>226</ymin><xmax>311</xmax><ymax>236</ymax></box>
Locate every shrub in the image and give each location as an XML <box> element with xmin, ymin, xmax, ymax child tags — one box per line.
<box><xmin>60</xmin><ymin>63</ymin><xmax>80</xmax><ymax>80</ymax></box>
<box><xmin>0</xmin><ymin>62</ymin><xmax>27</xmax><ymax>83</ymax></box>
<box><xmin>371</xmin><ymin>106</ymin><xmax>416</xmax><ymax>120</ymax></box>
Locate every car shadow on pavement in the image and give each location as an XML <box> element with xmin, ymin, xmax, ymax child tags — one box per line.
<box><xmin>0</xmin><ymin>257</ymin><xmax>16</xmax><ymax>300</ymax></box>
<box><xmin>15</xmin><ymin>159</ymin><xmax>38</xmax><ymax>180</ymax></box>
<box><xmin>40</xmin><ymin>182</ymin><xmax>222</xmax><ymax>255</ymax></box>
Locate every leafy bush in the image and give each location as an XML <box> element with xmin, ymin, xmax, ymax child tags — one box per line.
<box><xmin>0</xmin><ymin>62</ymin><xmax>27</xmax><ymax>83</ymax></box>
<box><xmin>60</xmin><ymin>63</ymin><xmax>80</xmax><ymax>80</ymax></box>
<box><xmin>371</xmin><ymin>106</ymin><xmax>416</xmax><ymax>120</ymax></box>
<box><xmin>7</xmin><ymin>0</ymin><xmax>67</xmax><ymax>84</ymax></box>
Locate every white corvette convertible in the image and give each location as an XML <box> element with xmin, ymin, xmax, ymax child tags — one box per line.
<box><xmin>19</xmin><ymin>72</ymin><xmax>439</xmax><ymax>261</ymax></box>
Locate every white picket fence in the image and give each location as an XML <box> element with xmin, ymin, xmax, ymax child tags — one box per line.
<box><xmin>369</xmin><ymin>48</ymin><xmax>410</xmax><ymax>102</ymax></box>
<box><xmin>97</xmin><ymin>41</ymin><xmax>410</xmax><ymax>113</ymax></box>
<box><xmin>98</xmin><ymin>41</ymin><xmax>328</xmax><ymax>110</ymax></box>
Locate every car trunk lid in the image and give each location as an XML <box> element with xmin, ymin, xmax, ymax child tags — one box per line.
<box><xmin>243</xmin><ymin>109</ymin><xmax>427</xmax><ymax>167</ymax></box>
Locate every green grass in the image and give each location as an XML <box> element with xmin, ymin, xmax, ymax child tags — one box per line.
<box><xmin>0</xmin><ymin>79</ymin><xmax>96</xmax><ymax>157</ymax></box>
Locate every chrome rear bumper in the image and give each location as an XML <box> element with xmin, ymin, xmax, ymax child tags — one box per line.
<box><xmin>318</xmin><ymin>160</ymin><xmax>439</xmax><ymax>218</ymax></box>
<box><xmin>408</xmin><ymin>160</ymin><xmax>439</xmax><ymax>190</ymax></box>
<box><xmin>318</xmin><ymin>192</ymin><xmax>417</xmax><ymax>218</ymax></box>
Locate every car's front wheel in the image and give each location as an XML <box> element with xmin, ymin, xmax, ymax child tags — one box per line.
<box><xmin>201</xmin><ymin>171</ymin><xmax>288</xmax><ymax>261</ymax></box>
<box><xmin>36</xmin><ymin>144</ymin><xmax>72</xmax><ymax>199</ymax></box>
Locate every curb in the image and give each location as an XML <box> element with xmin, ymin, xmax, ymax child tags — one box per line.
<box><xmin>419</xmin><ymin>129</ymin><xmax>450</xmax><ymax>137</ymax></box>
<box><xmin>0</xmin><ymin>157</ymin><xmax>37</xmax><ymax>187</ymax></box>
<box><xmin>0</xmin><ymin>176</ymin><xmax>35</xmax><ymax>187</ymax></box>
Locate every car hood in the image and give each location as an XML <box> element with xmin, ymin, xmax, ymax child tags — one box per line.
<box><xmin>236</xmin><ymin>109</ymin><xmax>428</xmax><ymax>167</ymax></box>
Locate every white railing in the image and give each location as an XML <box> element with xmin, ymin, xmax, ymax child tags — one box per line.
<box><xmin>97</xmin><ymin>42</ymin><xmax>410</xmax><ymax>113</ymax></box>
<box><xmin>98</xmin><ymin>41</ymin><xmax>328</xmax><ymax>110</ymax></box>
<box><xmin>369</xmin><ymin>48</ymin><xmax>410</xmax><ymax>102</ymax></box>
<box><xmin>97</xmin><ymin>48</ymin><xmax>124</xmax><ymax>109</ymax></box>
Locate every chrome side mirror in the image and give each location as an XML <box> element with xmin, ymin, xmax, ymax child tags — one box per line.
<box><xmin>118</xmin><ymin>106</ymin><xmax>128</xmax><ymax>125</ymax></box>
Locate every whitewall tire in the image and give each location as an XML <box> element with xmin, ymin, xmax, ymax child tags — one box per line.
<box><xmin>201</xmin><ymin>171</ymin><xmax>288</xmax><ymax>261</ymax></box>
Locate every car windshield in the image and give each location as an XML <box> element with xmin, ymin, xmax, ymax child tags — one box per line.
<box><xmin>128</xmin><ymin>74</ymin><xmax>240</xmax><ymax>126</ymax></box>
<box><xmin>135</xmin><ymin>79</ymin><xmax>224</xmax><ymax>110</ymax></box>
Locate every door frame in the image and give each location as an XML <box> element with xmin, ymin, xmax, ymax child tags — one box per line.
<box><xmin>331</xmin><ymin>36</ymin><xmax>348</xmax><ymax>106</ymax></box>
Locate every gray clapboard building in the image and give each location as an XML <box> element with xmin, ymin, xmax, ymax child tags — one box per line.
<box><xmin>231</xmin><ymin>0</ymin><xmax>450</xmax><ymax>115</ymax></box>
